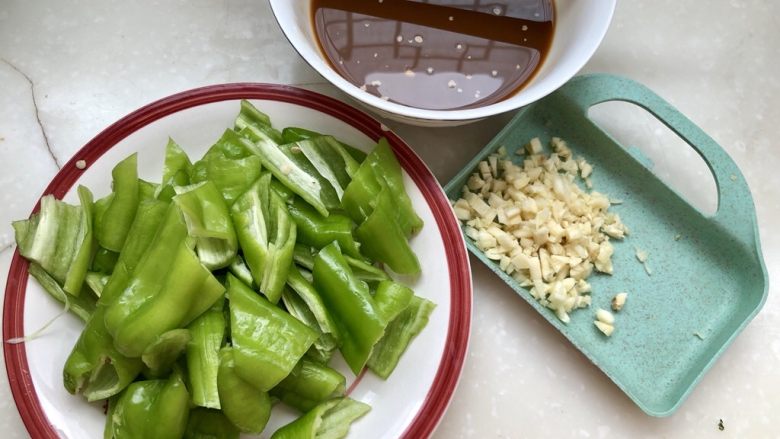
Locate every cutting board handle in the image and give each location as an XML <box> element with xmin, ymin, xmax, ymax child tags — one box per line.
<box><xmin>557</xmin><ymin>74</ymin><xmax>757</xmax><ymax>242</ymax></box>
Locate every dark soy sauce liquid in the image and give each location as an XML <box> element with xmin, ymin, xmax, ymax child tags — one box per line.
<box><xmin>311</xmin><ymin>0</ymin><xmax>554</xmax><ymax>111</ymax></box>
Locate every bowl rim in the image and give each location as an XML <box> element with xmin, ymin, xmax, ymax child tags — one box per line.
<box><xmin>269</xmin><ymin>0</ymin><xmax>617</xmax><ymax>122</ymax></box>
<box><xmin>2</xmin><ymin>83</ymin><xmax>473</xmax><ymax>438</ymax></box>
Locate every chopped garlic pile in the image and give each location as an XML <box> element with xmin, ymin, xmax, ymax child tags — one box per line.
<box><xmin>453</xmin><ymin>137</ymin><xmax>629</xmax><ymax>323</ymax></box>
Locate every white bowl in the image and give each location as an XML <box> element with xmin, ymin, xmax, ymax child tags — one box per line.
<box><xmin>270</xmin><ymin>0</ymin><xmax>616</xmax><ymax>126</ymax></box>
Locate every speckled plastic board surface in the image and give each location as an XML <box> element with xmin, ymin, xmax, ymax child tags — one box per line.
<box><xmin>444</xmin><ymin>74</ymin><xmax>768</xmax><ymax>416</ymax></box>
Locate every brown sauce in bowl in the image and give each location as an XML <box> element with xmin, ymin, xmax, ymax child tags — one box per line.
<box><xmin>311</xmin><ymin>0</ymin><xmax>554</xmax><ymax>111</ymax></box>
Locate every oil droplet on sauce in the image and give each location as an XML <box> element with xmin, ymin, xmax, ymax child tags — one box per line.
<box><xmin>312</xmin><ymin>0</ymin><xmax>554</xmax><ymax>110</ymax></box>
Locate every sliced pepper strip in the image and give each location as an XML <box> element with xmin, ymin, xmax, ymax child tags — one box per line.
<box><xmin>245</xmin><ymin>128</ymin><xmax>332</xmax><ymax>216</ymax></box>
<box><xmin>96</xmin><ymin>153</ymin><xmax>139</xmax><ymax>252</ymax></box>
<box><xmin>312</xmin><ymin>242</ymin><xmax>385</xmax><ymax>374</ymax></box>
<box><xmin>372</xmin><ymin>280</ymin><xmax>413</xmax><ymax>323</ymax></box>
<box><xmin>184</xmin><ymin>408</ymin><xmax>240</xmax><ymax>439</ymax></box>
<box><xmin>141</xmin><ymin>328</ymin><xmax>191</xmax><ymax>378</ymax></box>
<box><xmin>367</xmin><ymin>295</ymin><xmax>436</xmax><ymax>379</ymax></box>
<box><xmin>174</xmin><ymin>181</ymin><xmax>238</xmax><ymax>270</ymax></box>
<box><xmin>231</xmin><ymin>175</ymin><xmax>296</xmax><ymax>303</ymax></box>
<box><xmin>281</xmin><ymin>126</ymin><xmax>367</xmax><ymax>163</ymax></box>
<box><xmin>189</xmin><ymin>129</ymin><xmax>264</xmax><ymax>206</ymax></box>
<box><xmin>14</xmin><ymin>186</ymin><xmax>95</xmax><ymax>296</ymax></box>
<box><xmin>217</xmin><ymin>347</ymin><xmax>272</xmax><ymax>434</ymax></box>
<box><xmin>234</xmin><ymin>99</ymin><xmax>284</xmax><ymax>144</ymax></box>
<box><xmin>226</xmin><ymin>274</ymin><xmax>317</xmax><ymax>392</ymax></box>
<box><xmin>104</xmin><ymin>205</ymin><xmax>225</xmax><ymax>357</ymax></box>
<box><xmin>63</xmin><ymin>306</ymin><xmax>144</xmax><ymax>401</ymax></box>
<box><xmin>269</xmin><ymin>397</ymin><xmax>370</xmax><ymax>439</ymax></box>
<box><xmin>354</xmin><ymin>186</ymin><xmax>421</xmax><ymax>275</ymax></box>
<box><xmin>287</xmin><ymin>197</ymin><xmax>362</xmax><ymax>259</ymax></box>
<box><xmin>104</xmin><ymin>371</ymin><xmax>190</xmax><ymax>439</ymax></box>
<box><xmin>186</xmin><ymin>300</ymin><xmax>226</xmax><ymax>409</ymax></box>
<box><xmin>271</xmin><ymin>359</ymin><xmax>346</xmax><ymax>412</ymax></box>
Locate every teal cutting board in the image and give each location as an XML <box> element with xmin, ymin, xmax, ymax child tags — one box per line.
<box><xmin>444</xmin><ymin>74</ymin><xmax>768</xmax><ymax>416</ymax></box>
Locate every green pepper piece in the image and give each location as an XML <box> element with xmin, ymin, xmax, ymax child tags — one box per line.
<box><xmin>63</xmin><ymin>307</ymin><xmax>144</xmax><ymax>401</ymax></box>
<box><xmin>283</xmin><ymin>268</ymin><xmax>340</xmax><ymax>363</ymax></box>
<box><xmin>28</xmin><ymin>263</ymin><xmax>96</xmax><ymax>322</ymax></box>
<box><xmin>156</xmin><ymin>138</ymin><xmax>193</xmax><ymax>202</ymax></box>
<box><xmin>226</xmin><ymin>274</ymin><xmax>317</xmax><ymax>392</ymax></box>
<box><xmin>190</xmin><ymin>129</ymin><xmax>264</xmax><ymax>206</ymax></box>
<box><xmin>342</xmin><ymin>138</ymin><xmax>423</xmax><ymax>237</ymax></box>
<box><xmin>270</xmin><ymin>176</ymin><xmax>296</xmax><ymax>203</ymax></box>
<box><xmin>91</xmin><ymin>247</ymin><xmax>118</xmax><ymax>274</ymax></box>
<box><xmin>13</xmin><ymin>186</ymin><xmax>95</xmax><ymax>296</ymax></box>
<box><xmin>293</xmin><ymin>136</ymin><xmax>359</xmax><ymax>198</ymax></box>
<box><xmin>343</xmin><ymin>255</ymin><xmax>389</xmax><ymax>284</ymax></box>
<box><xmin>372</xmin><ymin>280</ymin><xmax>413</xmax><ymax>323</ymax></box>
<box><xmin>234</xmin><ymin>99</ymin><xmax>284</xmax><ymax>144</ymax></box>
<box><xmin>138</xmin><ymin>179</ymin><xmax>158</xmax><ymax>201</ymax></box>
<box><xmin>281</xmin><ymin>127</ymin><xmax>367</xmax><ymax>163</ymax></box>
<box><xmin>104</xmin><ymin>205</ymin><xmax>224</xmax><ymax>357</ymax></box>
<box><xmin>231</xmin><ymin>175</ymin><xmax>296</xmax><ymax>303</ymax></box>
<box><xmin>367</xmin><ymin>295</ymin><xmax>436</xmax><ymax>379</ymax></box>
<box><xmin>96</xmin><ymin>153</ymin><xmax>139</xmax><ymax>252</ymax></box>
<box><xmin>271</xmin><ymin>359</ymin><xmax>346</xmax><ymax>412</ymax></box>
<box><xmin>186</xmin><ymin>302</ymin><xmax>226</xmax><ymax>409</ymax></box>
<box><xmin>245</xmin><ymin>128</ymin><xmax>335</xmax><ymax>217</ymax></box>
<box><xmin>217</xmin><ymin>347</ymin><xmax>272</xmax><ymax>434</ymax></box>
<box><xmin>365</xmin><ymin>138</ymin><xmax>423</xmax><ymax>236</ymax></box>
<box><xmin>228</xmin><ymin>253</ymin><xmax>255</xmax><ymax>288</ymax></box>
<box><xmin>312</xmin><ymin>242</ymin><xmax>385</xmax><ymax>374</ymax></box>
<box><xmin>84</xmin><ymin>272</ymin><xmax>109</xmax><ymax>298</ymax></box>
<box><xmin>141</xmin><ymin>329</ymin><xmax>191</xmax><ymax>378</ymax></box>
<box><xmin>174</xmin><ymin>181</ymin><xmax>238</xmax><ymax>270</ymax></box>
<box><xmin>99</xmin><ymin>199</ymin><xmax>169</xmax><ymax>305</ymax></box>
<box><xmin>293</xmin><ymin>244</ymin><xmax>315</xmax><ymax>270</ymax></box>
<box><xmin>354</xmin><ymin>187</ymin><xmax>421</xmax><ymax>275</ymax></box>
<box><xmin>270</xmin><ymin>397</ymin><xmax>370</xmax><ymax>439</ymax></box>
<box><xmin>107</xmin><ymin>239</ymin><xmax>225</xmax><ymax>357</ymax></box>
<box><xmin>287</xmin><ymin>197</ymin><xmax>362</xmax><ymax>259</ymax></box>
<box><xmin>184</xmin><ymin>408</ymin><xmax>240</xmax><ymax>439</ymax></box>
<box><xmin>104</xmin><ymin>371</ymin><xmax>190</xmax><ymax>439</ymax></box>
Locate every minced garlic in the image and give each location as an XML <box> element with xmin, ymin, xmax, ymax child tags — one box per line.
<box><xmin>454</xmin><ymin>137</ymin><xmax>629</xmax><ymax>323</ymax></box>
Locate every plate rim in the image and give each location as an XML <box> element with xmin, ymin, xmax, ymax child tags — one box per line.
<box><xmin>2</xmin><ymin>83</ymin><xmax>472</xmax><ymax>438</ymax></box>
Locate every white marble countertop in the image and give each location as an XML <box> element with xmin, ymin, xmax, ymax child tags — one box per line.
<box><xmin>1</xmin><ymin>1</ymin><xmax>778</xmax><ymax>438</ymax></box>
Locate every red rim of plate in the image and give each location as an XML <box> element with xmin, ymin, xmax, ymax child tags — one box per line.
<box><xmin>2</xmin><ymin>83</ymin><xmax>472</xmax><ymax>439</ymax></box>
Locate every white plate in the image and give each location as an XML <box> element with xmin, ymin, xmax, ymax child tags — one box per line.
<box><xmin>3</xmin><ymin>84</ymin><xmax>472</xmax><ymax>439</ymax></box>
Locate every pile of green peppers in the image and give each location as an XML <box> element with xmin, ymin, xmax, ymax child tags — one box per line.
<box><xmin>12</xmin><ymin>101</ymin><xmax>436</xmax><ymax>439</ymax></box>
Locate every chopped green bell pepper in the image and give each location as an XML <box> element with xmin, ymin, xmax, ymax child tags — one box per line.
<box><xmin>367</xmin><ymin>295</ymin><xmax>435</xmax><ymax>379</ymax></box>
<box><xmin>217</xmin><ymin>347</ymin><xmax>272</xmax><ymax>434</ymax></box>
<box><xmin>141</xmin><ymin>328</ymin><xmax>191</xmax><ymax>378</ymax></box>
<box><xmin>84</xmin><ymin>272</ymin><xmax>109</xmax><ymax>298</ymax></box>
<box><xmin>13</xmin><ymin>186</ymin><xmax>96</xmax><ymax>296</ymax></box>
<box><xmin>270</xmin><ymin>397</ymin><xmax>370</xmax><ymax>439</ymax></box>
<box><xmin>104</xmin><ymin>371</ymin><xmax>190</xmax><ymax>439</ymax></box>
<box><xmin>312</xmin><ymin>242</ymin><xmax>385</xmax><ymax>374</ymax></box>
<box><xmin>104</xmin><ymin>205</ymin><xmax>225</xmax><ymax>357</ymax></box>
<box><xmin>174</xmin><ymin>181</ymin><xmax>238</xmax><ymax>270</ymax></box>
<box><xmin>190</xmin><ymin>129</ymin><xmax>264</xmax><ymax>206</ymax></box>
<box><xmin>226</xmin><ymin>274</ymin><xmax>317</xmax><ymax>392</ymax></box>
<box><xmin>156</xmin><ymin>138</ymin><xmax>193</xmax><ymax>202</ymax></box>
<box><xmin>354</xmin><ymin>186</ymin><xmax>420</xmax><ymax>275</ymax></box>
<box><xmin>186</xmin><ymin>300</ymin><xmax>226</xmax><ymax>409</ymax></box>
<box><xmin>372</xmin><ymin>280</ymin><xmax>413</xmax><ymax>323</ymax></box>
<box><xmin>283</xmin><ymin>267</ymin><xmax>340</xmax><ymax>363</ymax></box>
<box><xmin>63</xmin><ymin>306</ymin><xmax>144</xmax><ymax>401</ymax></box>
<box><xmin>281</xmin><ymin>126</ymin><xmax>367</xmax><ymax>163</ymax></box>
<box><xmin>91</xmin><ymin>247</ymin><xmax>118</xmax><ymax>274</ymax></box>
<box><xmin>231</xmin><ymin>174</ymin><xmax>296</xmax><ymax>303</ymax></box>
<box><xmin>184</xmin><ymin>408</ymin><xmax>240</xmax><ymax>439</ymax></box>
<box><xmin>271</xmin><ymin>359</ymin><xmax>346</xmax><ymax>412</ymax></box>
<box><xmin>287</xmin><ymin>197</ymin><xmax>362</xmax><ymax>259</ymax></box>
<box><xmin>228</xmin><ymin>253</ymin><xmax>255</xmax><ymax>288</ymax></box>
<box><xmin>96</xmin><ymin>154</ymin><xmax>140</xmax><ymax>252</ymax></box>
<box><xmin>234</xmin><ymin>99</ymin><xmax>284</xmax><ymax>144</ymax></box>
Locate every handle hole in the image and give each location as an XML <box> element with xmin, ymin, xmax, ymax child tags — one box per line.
<box><xmin>587</xmin><ymin>101</ymin><xmax>718</xmax><ymax>216</ymax></box>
